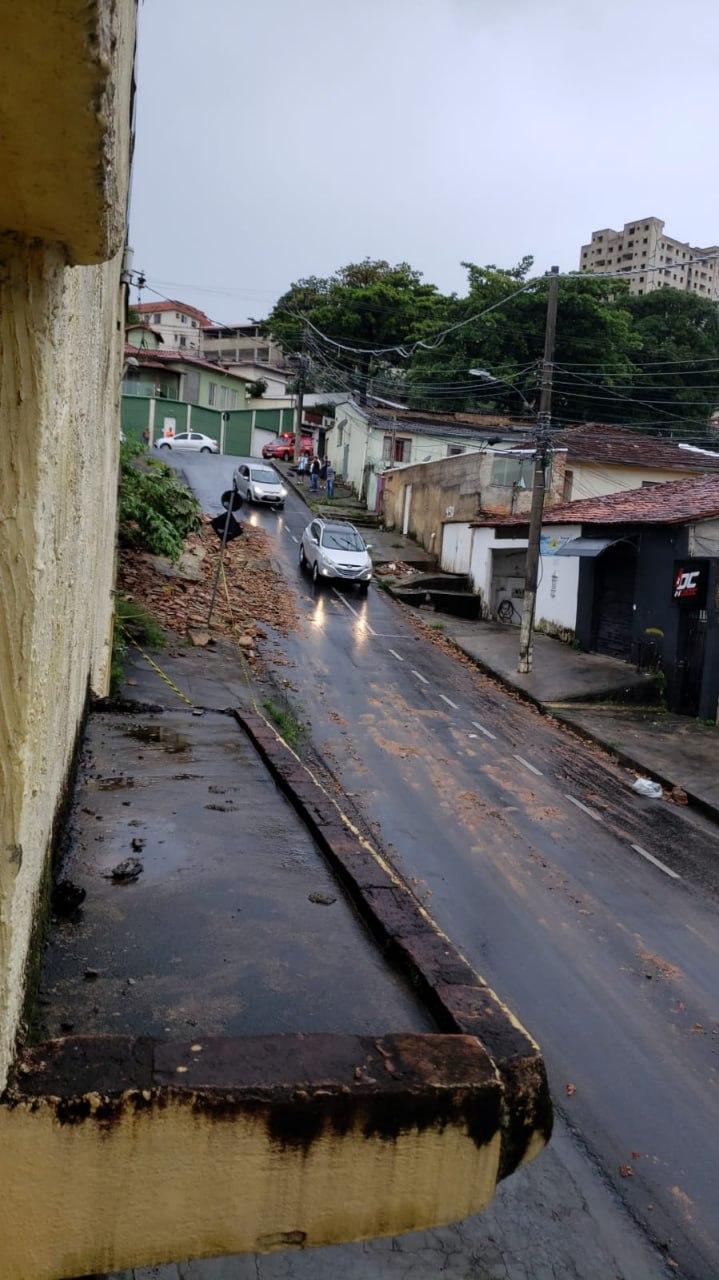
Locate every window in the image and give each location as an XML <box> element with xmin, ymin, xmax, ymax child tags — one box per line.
<box><xmin>448</xmin><ymin>445</ymin><xmax>464</xmax><ymax>456</ymax></box>
<box><xmin>179</xmin><ymin>335</ymin><xmax>187</xmax><ymax>347</ymax></box>
<box><xmin>491</xmin><ymin>456</ymin><xmax>535</xmax><ymax>488</ymax></box>
<box><xmin>192</xmin><ymin>320</ymin><xmax>198</xmax><ymax>328</ymax></box>
<box><xmin>208</xmin><ymin>382</ymin><xmax>218</xmax><ymax>406</ymax></box>
<box><xmin>643</xmin><ymin>237</ymin><xmax>648</xmax><ymax>244</ymax></box>
<box><xmin>152</xmin><ymin>312</ymin><xmax>161</xmax><ymax>323</ymax></box>
<box><xmin>563</xmin><ymin>469</ymin><xmax>573</xmax><ymax>502</ymax></box>
<box><xmin>174</xmin><ymin>433</ymin><xmax>188</xmax><ymax>442</ymax></box>
<box><xmin>227</xmin><ymin>390</ymin><xmax>239</xmax><ymax>410</ymax></box>
<box><xmin>191</xmin><ymin>433</ymin><xmax>204</xmax><ymax>441</ymax></box>
<box><xmin>639</xmin><ymin>275</ymin><xmax>645</xmax><ymax>283</ymax></box>
<box><xmin>181</xmin><ymin>314</ymin><xmax>188</xmax><ymax>325</ymax></box>
<box><xmin>382</xmin><ymin>435</ymin><xmax>410</xmax><ymax>462</ymax></box>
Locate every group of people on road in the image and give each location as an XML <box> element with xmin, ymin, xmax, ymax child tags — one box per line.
<box><xmin>297</xmin><ymin>453</ymin><xmax>336</xmax><ymax>498</ymax></box>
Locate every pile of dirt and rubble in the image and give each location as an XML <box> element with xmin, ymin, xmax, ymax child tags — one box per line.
<box><xmin>118</xmin><ymin>516</ymin><xmax>298</xmax><ymax>646</ymax></box>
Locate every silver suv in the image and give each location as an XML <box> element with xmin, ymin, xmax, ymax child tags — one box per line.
<box><xmin>299</xmin><ymin>518</ymin><xmax>372</xmax><ymax>592</ymax></box>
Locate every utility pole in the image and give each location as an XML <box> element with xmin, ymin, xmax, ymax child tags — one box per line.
<box><xmin>293</xmin><ymin>330</ymin><xmax>309</xmax><ymax>464</ymax></box>
<box><xmin>517</xmin><ymin>266</ymin><xmax>559</xmax><ymax>674</ymax></box>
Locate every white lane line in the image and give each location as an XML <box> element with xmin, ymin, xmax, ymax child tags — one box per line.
<box><xmin>388</xmin><ymin>649</ymin><xmax>404</xmax><ymax>662</ymax></box>
<box><xmin>290</xmin><ymin>534</ymin><xmax>299</xmax><ymax>543</ymax></box>
<box><xmin>331</xmin><ymin>588</ymin><xmax>377</xmax><ymax>635</ymax></box>
<box><xmin>439</xmin><ymin>694</ymin><xmax>459</xmax><ymax>710</ymax></box>
<box><xmin>412</xmin><ymin>669</ymin><xmax>429</xmax><ymax>685</ymax></box>
<box><xmin>565</xmin><ymin>794</ymin><xmax>603</xmax><ymax>823</ymax></box>
<box><xmin>513</xmin><ymin>753</ymin><xmax>543</xmax><ymax>777</ymax></box>
<box><xmin>631</xmin><ymin>843</ymin><xmax>681</xmax><ymax>880</ymax></box>
<box><xmin>472</xmin><ymin>720</ymin><xmax>497</xmax><ymax>741</ymax></box>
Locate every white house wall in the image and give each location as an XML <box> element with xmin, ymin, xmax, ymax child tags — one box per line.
<box><xmin>441</xmin><ymin>523</ymin><xmax>581</xmax><ymax>633</ymax></box>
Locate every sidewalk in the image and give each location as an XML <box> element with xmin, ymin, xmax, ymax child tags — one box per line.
<box><xmin>430</xmin><ymin>613</ymin><xmax>719</xmax><ymax>823</ymax></box>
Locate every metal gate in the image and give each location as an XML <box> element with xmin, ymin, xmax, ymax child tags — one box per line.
<box><xmin>675</xmin><ymin>608</ymin><xmax>707</xmax><ymax>715</ymax></box>
<box><xmin>592</xmin><ymin>543</ymin><xmax>637</xmax><ymax>659</ymax></box>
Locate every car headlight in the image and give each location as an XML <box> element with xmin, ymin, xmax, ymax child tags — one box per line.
<box><xmin>279</xmin><ymin>486</ymin><xmax>287</xmax><ymax>498</ymax></box>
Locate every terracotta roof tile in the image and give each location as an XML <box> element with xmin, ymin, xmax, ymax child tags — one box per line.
<box><xmin>475</xmin><ymin>474</ymin><xmax>719</xmax><ymax>527</ymax></box>
<box><xmin>541</xmin><ymin>423</ymin><xmax>719</xmax><ymax>473</ymax></box>
<box><xmin>135</xmin><ymin>300</ymin><xmax>210</xmax><ymax>325</ymax></box>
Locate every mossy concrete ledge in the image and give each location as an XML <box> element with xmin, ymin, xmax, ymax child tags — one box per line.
<box><xmin>5</xmin><ymin>1032</ymin><xmax>504</xmax><ymax>1280</ymax></box>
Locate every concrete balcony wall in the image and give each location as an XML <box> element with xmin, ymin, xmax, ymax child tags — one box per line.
<box><xmin>0</xmin><ymin>1</ymin><xmax>136</xmax><ymax>1091</ymax></box>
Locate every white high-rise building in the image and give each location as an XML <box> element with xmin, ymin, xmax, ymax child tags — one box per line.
<box><xmin>580</xmin><ymin>218</ymin><xmax>719</xmax><ymax>300</ymax></box>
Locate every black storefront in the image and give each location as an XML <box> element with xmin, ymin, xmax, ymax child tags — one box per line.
<box><xmin>571</xmin><ymin>523</ymin><xmax>719</xmax><ymax>718</ymax></box>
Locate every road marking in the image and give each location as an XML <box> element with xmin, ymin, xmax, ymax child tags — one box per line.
<box><xmin>412</xmin><ymin>669</ymin><xmax>429</xmax><ymax>685</ymax></box>
<box><xmin>472</xmin><ymin>720</ymin><xmax>497</xmax><ymax>740</ymax></box>
<box><xmin>388</xmin><ymin>649</ymin><xmax>404</xmax><ymax>662</ymax></box>
<box><xmin>331</xmin><ymin>588</ymin><xmax>377</xmax><ymax>635</ymax></box>
<box><xmin>565</xmin><ymin>794</ymin><xmax>603</xmax><ymax>823</ymax></box>
<box><xmin>290</xmin><ymin>534</ymin><xmax>299</xmax><ymax>543</ymax></box>
<box><xmin>513</xmin><ymin>754</ymin><xmax>543</xmax><ymax>777</ymax></box>
<box><xmin>562</xmin><ymin>793</ymin><xmax>601</xmax><ymax>824</ymax></box>
<box><xmin>631</xmin><ymin>843</ymin><xmax>681</xmax><ymax>880</ymax></box>
<box><xmin>439</xmin><ymin>694</ymin><xmax>459</xmax><ymax>710</ymax></box>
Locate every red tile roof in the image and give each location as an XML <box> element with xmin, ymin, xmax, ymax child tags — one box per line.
<box><xmin>124</xmin><ymin>345</ymin><xmax>251</xmax><ymax>379</ymax></box>
<box><xmin>537</xmin><ymin>423</ymin><xmax>719</xmax><ymax>473</ymax></box>
<box><xmin>475</xmin><ymin>473</ymin><xmax>719</xmax><ymax>527</ymax></box>
<box><xmin>135</xmin><ymin>300</ymin><xmax>211</xmax><ymax>325</ymax></box>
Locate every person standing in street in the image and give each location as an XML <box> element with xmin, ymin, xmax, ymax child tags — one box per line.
<box><xmin>326</xmin><ymin>460</ymin><xmax>336</xmax><ymax>499</ymax></box>
<box><xmin>309</xmin><ymin>456</ymin><xmax>320</xmax><ymax>493</ymax></box>
<box><xmin>298</xmin><ymin>453</ymin><xmax>308</xmax><ymax>484</ymax></box>
<box><xmin>320</xmin><ymin>458</ymin><xmax>328</xmax><ymax>491</ymax></box>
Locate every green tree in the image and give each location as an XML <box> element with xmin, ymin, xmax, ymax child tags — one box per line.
<box><xmin>268</xmin><ymin>259</ymin><xmax>443</xmax><ymax>402</ymax></box>
<box><xmin>406</xmin><ymin>261</ymin><xmax>639</xmax><ymax>421</ymax></box>
<box><xmin>618</xmin><ymin>289</ymin><xmax>719</xmax><ymax>426</ymax></box>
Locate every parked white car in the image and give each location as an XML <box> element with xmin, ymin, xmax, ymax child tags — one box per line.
<box><xmin>234</xmin><ymin>462</ymin><xmax>287</xmax><ymax>509</ymax></box>
<box><xmin>299</xmin><ymin>517</ymin><xmax>372</xmax><ymax>591</ymax></box>
<box><xmin>155</xmin><ymin>432</ymin><xmax>219</xmax><ymax>453</ymax></box>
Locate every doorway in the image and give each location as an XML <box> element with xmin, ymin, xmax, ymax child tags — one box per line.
<box><xmin>592</xmin><ymin>542</ymin><xmax>637</xmax><ymax>659</ymax></box>
<box><xmin>675</xmin><ymin>608</ymin><xmax>707</xmax><ymax>715</ymax></box>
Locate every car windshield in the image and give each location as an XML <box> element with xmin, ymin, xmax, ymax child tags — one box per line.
<box><xmin>321</xmin><ymin>528</ymin><xmax>365</xmax><ymax>551</ymax></box>
<box><xmin>251</xmin><ymin>468</ymin><xmax>279</xmax><ymax>484</ymax></box>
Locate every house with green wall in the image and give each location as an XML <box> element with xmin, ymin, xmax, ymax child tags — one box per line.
<box><xmin>121</xmin><ymin>346</ymin><xmax>302</xmax><ymax>455</ymax></box>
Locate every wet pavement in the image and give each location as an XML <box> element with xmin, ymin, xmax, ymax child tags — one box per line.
<box><xmin>37</xmin><ymin>657</ymin><xmax>433</xmax><ymax>1041</ymax></box>
<box><xmin>116</xmin><ymin>454</ymin><xmax>719</xmax><ymax>1280</ymax></box>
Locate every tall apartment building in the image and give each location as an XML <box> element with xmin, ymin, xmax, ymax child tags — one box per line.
<box><xmin>580</xmin><ymin>218</ymin><xmax>719</xmax><ymax>300</ymax></box>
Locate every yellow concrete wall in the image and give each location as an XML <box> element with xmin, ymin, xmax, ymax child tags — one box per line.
<box><xmin>568</xmin><ymin>461</ymin><xmax>703</xmax><ymax>501</ymax></box>
<box><xmin>0</xmin><ymin>241</ymin><xmax>126</xmax><ymax>1090</ymax></box>
<box><xmin>0</xmin><ymin>0</ymin><xmax>136</xmax><ymax>1091</ymax></box>
<box><xmin>0</xmin><ymin>1090</ymin><xmax>504</xmax><ymax>1279</ymax></box>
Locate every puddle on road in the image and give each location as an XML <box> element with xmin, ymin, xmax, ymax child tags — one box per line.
<box><xmin>124</xmin><ymin>724</ymin><xmax>191</xmax><ymax>753</ymax></box>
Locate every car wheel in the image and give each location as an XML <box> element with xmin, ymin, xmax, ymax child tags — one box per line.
<box><xmin>274</xmin><ymin>503</ymin><xmax>284</xmax><ymax>511</ymax></box>
<box><xmin>312</xmin><ymin>561</ymin><xmax>320</xmax><ymax>585</ymax></box>
<box><xmin>158</xmin><ymin>442</ymin><xmax>170</xmax><ymax>449</ymax></box>
<box><xmin>299</xmin><ymin>545</ymin><xmax>306</xmax><ymax>569</ymax></box>
<box><xmin>200</xmin><ymin>446</ymin><xmax>211</xmax><ymax>453</ymax></box>
<box><xmin>358</xmin><ymin>582</ymin><xmax>369</xmax><ymax>595</ymax></box>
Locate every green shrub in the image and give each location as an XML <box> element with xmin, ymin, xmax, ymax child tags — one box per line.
<box><xmin>110</xmin><ymin>595</ymin><xmax>166</xmax><ymax>698</ymax></box>
<box><xmin>118</xmin><ymin>441</ymin><xmax>200</xmax><ymax>561</ymax></box>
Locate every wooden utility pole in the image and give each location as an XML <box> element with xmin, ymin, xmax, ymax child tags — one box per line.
<box><xmin>517</xmin><ymin>266</ymin><xmax>560</xmax><ymax>674</ymax></box>
<box><xmin>293</xmin><ymin>332</ymin><xmax>309</xmax><ymax>464</ymax></box>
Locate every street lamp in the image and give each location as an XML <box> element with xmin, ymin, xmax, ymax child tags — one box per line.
<box><xmin>469</xmin><ymin>368</ymin><xmax>534</xmax><ymax>414</ymax></box>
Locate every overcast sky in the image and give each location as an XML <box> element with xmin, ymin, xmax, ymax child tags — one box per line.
<box><xmin>130</xmin><ymin>0</ymin><xmax>719</xmax><ymax>325</ymax></box>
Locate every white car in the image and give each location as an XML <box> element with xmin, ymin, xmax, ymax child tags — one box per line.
<box><xmin>299</xmin><ymin>518</ymin><xmax>372</xmax><ymax>592</ymax></box>
<box><xmin>234</xmin><ymin>462</ymin><xmax>287</xmax><ymax>509</ymax></box>
<box><xmin>155</xmin><ymin>432</ymin><xmax>219</xmax><ymax>453</ymax></box>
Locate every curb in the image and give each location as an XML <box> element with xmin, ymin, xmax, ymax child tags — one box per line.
<box><xmin>273</xmin><ymin>463</ymin><xmax>310</xmax><ymax>508</ymax></box>
<box><xmin>434</xmin><ymin>631</ymin><xmax>719</xmax><ymax>828</ymax></box>
<box><xmin>234</xmin><ymin>708</ymin><xmax>552</xmax><ymax>1178</ymax></box>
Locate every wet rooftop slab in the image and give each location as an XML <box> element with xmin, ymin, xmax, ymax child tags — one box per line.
<box><xmin>36</xmin><ymin>705</ymin><xmax>433</xmax><ymax>1040</ymax></box>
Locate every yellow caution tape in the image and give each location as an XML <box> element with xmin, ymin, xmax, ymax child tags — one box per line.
<box><xmin>119</xmin><ymin>624</ymin><xmax>195</xmax><ymax>707</ymax></box>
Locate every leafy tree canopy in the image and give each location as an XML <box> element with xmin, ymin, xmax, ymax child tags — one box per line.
<box><xmin>269</xmin><ymin>256</ymin><xmax>719</xmax><ymax>432</ymax></box>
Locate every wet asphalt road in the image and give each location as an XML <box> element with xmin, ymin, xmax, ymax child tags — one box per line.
<box><xmin>168</xmin><ymin>454</ymin><xmax>719</xmax><ymax>1280</ymax></box>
